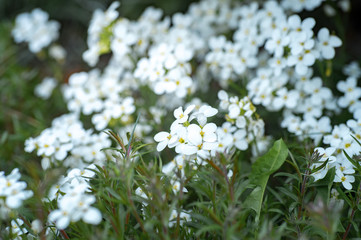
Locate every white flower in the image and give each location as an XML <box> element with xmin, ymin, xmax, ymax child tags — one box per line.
<box><xmin>233</xmin><ymin>129</ymin><xmax>248</xmax><ymax>150</ymax></box>
<box><xmin>8</xmin><ymin>219</ymin><xmax>28</xmax><ymax>237</ymax></box>
<box><xmin>343</xmin><ymin>61</ymin><xmax>361</xmax><ymax>78</ymax></box>
<box><xmin>35</xmin><ymin>77</ymin><xmax>57</xmax><ymax>99</ymax></box>
<box><xmin>289</xmin><ymin>31</ymin><xmax>314</xmax><ymax>56</ymax></box>
<box><xmin>49</xmin><ymin>45</ymin><xmax>67</xmax><ymax>61</ymax></box>
<box><xmin>337</xmin><ymin>77</ymin><xmax>361</xmax><ymax>96</ymax></box>
<box><xmin>323</xmin><ymin>124</ymin><xmax>350</xmax><ymax>148</ymax></box>
<box><xmin>36</xmin><ymin>133</ymin><xmax>56</xmax><ymax>156</ymax></box>
<box><xmin>73</xmin><ymin>195</ymin><xmax>102</xmax><ymax>225</ymax></box>
<box><xmin>92</xmin><ymin>110</ymin><xmax>112</xmax><ymax>131</ymax></box>
<box><xmin>170</xmin><ymin>179</ymin><xmax>188</xmax><ymax>194</ymax></box>
<box><xmin>48</xmin><ymin>202</ymin><xmax>73</xmax><ymax>229</ymax></box>
<box><xmin>335</xmin><ymin>160</ymin><xmax>355</xmax><ymax>177</ymax></box>
<box><xmin>287</xmin><ymin>51</ymin><xmax>316</xmax><ymax>75</ymax></box>
<box><xmin>341</xmin><ymin>136</ymin><xmax>359</xmax><ymax>156</ymax></box>
<box><xmin>82</xmin><ymin>45</ymin><xmax>101</xmax><ymax>67</ymax></box>
<box><xmin>111</xmin><ymin>21</ymin><xmax>137</xmax><ymax>59</ymax></box>
<box><xmin>311</xmin><ymin>162</ymin><xmax>329</xmax><ymax>181</ymax></box>
<box><xmin>135</xmin><ymin>187</ymin><xmax>149</xmax><ymax>202</ymax></box>
<box><xmin>273</xmin><ymin>88</ymin><xmax>299</xmax><ymax>110</ymax></box>
<box><xmin>12</xmin><ymin>8</ymin><xmax>60</xmax><ymax>53</ymax></box>
<box><xmin>0</xmin><ymin>168</ymin><xmax>33</xmax><ymax>209</ymax></box>
<box><xmin>31</xmin><ymin>219</ymin><xmax>43</xmax><ymax>234</ymax></box>
<box><xmin>173</xmin><ymin>105</ymin><xmax>195</xmax><ymax>123</ymax></box>
<box><xmin>218</xmin><ymin>90</ymin><xmax>229</xmax><ymax>109</ymax></box>
<box><xmin>288</xmin><ymin>15</ymin><xmax>315</xmax><ymax>38</ymax></box>
<box><xmin>84</xmin><ymin>1</ymin><xmax>120</xmax><ymax>66</ymax></box>
<box><xmin>265</xmin><ymin>29</ymin><xmax>290</xmax><ymax>57</ymax></box>
<box><xmin>168</xmin><ymin>209</ymin><xmax>191</xmax><ymax>228</ymax></box>
<box><xmin>334</xmin><ymin>172</ymin><xmax>355</xmax><ymax>190</ymax></box>
<box><xmin>190</xmin><ymin>105</ymin><xmax>218</xmax><ymax>126</ymax></box>
<box><xmin>54</xmin><ymin>142</ymin><xmax>73</xmax><ymax>161</ymax></box>
<box><xmin>168</xmin><ymin>126</ymin><xmax>190</xmax><ymax>153</ymax></box>
<box><xmin>154</xmin><ymin>131</ymin><xmax>177</xmax><ymax>152</ymax></box>
<box><xmin>314</xmin><ymin>147</ymin><xmax>337</xmax><ymax>163</ymax></box>
<box><xmin>317</xmin><ymin>28</ymin><xmax>342</xmax><ymax>59</ymax></box>
<box><xmin>187</xmin><ymin>123</ymin><xmax>217</xmax><ymax>147</ymax></box>
<box><xmin>303</xmin><ymin>77</ymin><xmax>332</xmax><ymax>105</ymax></box>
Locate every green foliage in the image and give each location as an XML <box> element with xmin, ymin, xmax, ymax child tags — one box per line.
<box><xmin>2</xmin><ymin>1</ymin><xmax>361</xmax><ymax>239</ymax></box>
<box><xmin>244</xmin><ymin>139</ymin><xmax>288</xmax><ymax>222</ymax></box>
<box><xmin>0</xmin><ymin>22</ymin><xmax>66</xmax><ymax>172</ymax></box>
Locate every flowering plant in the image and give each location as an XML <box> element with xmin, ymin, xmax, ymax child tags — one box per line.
<box><xmin>1</xmin><ymin>0</ymin><xmax>361</xmax><ymax>239</ymax></box>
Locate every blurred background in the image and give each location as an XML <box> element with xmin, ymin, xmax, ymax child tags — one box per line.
<box><xmin>0</xmin><ymin>0</ymin><xmax>197</xmax><ymax>70</ymax></box>
<box><xmin>0</xmin><ymin>0</ymin><xmax>197</xmax><ymax>172</ymax></box>
<box><xmin>0</xmin><ymin>0</ymin><xmax>361</xmax><ymax>172</ymax></box>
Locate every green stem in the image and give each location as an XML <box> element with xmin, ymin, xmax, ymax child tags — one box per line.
<box><xmin>298</xmin><ymin>162</ymin><xmax>311</xmax><ymax>220</ymax></box>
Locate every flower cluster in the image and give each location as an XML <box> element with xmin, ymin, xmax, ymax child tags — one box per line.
<box><xmin>12</xmin><ymin>8</ymin><xmax>60</xmax><ymax>53</ymax></box>
<box><xmin>196</xmin><ymin>1</ymin><xmax>344</xmax><ymax>149</ymax></box>
<box><xmin>205</xmin><ymin>35</ymin><xmax>258</xmax><ymax>85</ymax></box>
<box><xmin>337</xmin><ymin>76</ymin><xmax>361</xmax><ymax>120</ymax></box>
<box><xmin>154</xmin><ymin>104</ymin><xmax>219</xmax><ymax>161</ymax></box>
<box><xmin>6</xmin><ymin>218</ymin><xmax>29</xmax><ymax>239</ymax></box>
<box><xmin>311</xmin><ymin>145</ymin><xmax>357</xmax><ymax>190</ymax></box>
<box><xmin>9</xmin><ymin>0</ymin><xmax>361</xmax><ymax>235</ymax></box>
<box><xmin>281</xmin><ymin>0</ymin><xmax>323</xmax><ymax>13</ymax></box>
<box><xmin>63</xmin><ymin>68</ymin><xmax>136</xmax><ymax>131</ymax></box>
<box><xmin>24</xmin><ymin>113</ymin><xmax>111</xmax><ymax>169</ymax></box>
<box><xmin>48</xmin><ymin>166</ymin><xmax>102</xmax><ymax>229</ymax></box>
<box><xmin>83</xmin><ymin>2</ymin><xmax>120</xmax><ymax>66</ymax></box>
<box><xmin>308</xmin><ymin>60</ymin><xmax>361</xmax><ymax>190</ymax></box>
<box><xmin>218</xmin><ymin>90</ymin><xmax>268</xmax><ymax>155</ymax></box>
<box><xmin>0</xmin><ymin>169</ymin><xmax>33</xmax><ymax>218</ymax></box>
<box><xmin>135</xmin><ymin>43</ymin><xmax>194</xmax><ymax>98</ymax></box>
<box><xmin>311</xmin><ymin>114</ymin><xmax>361</xmax><ymax>190</ymax></box>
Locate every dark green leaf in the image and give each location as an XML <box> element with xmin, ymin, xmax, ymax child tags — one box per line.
<box><xmin>243</xmin><ymin>139</ymin><xmax>288</xmax><ymax>221</ymax></box>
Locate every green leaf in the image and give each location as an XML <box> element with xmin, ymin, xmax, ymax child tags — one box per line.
<box><xmin>351</xmin><ymin>134</ymin><xmax>361</xmax><ymax>147</ymax></box>
<box><xmin>273</xmin><ymin>172</ymin><xmax>300</xmax><ymax>182</ymax></box>
<box><xmin>126</xmin><ymin>113</ymin><xmax>140</xmax><ymax>158</ymax></box>
<box><xmin>337</xmin><ymin>219</ymin><xmax>345</xmax><ymax>232</ymax></box>
<box><xmin>195</xmin><ymin>224</ymin><xmax>222</xmax><ymax>237</ymax></box>
<box><xmin>0</xmin><ymin>131</ymin><xmax>8</xmax><ymax>144</ymax></box>
<box><xmin>336</xmin><ymin>186</ymin><xmax>353</xmax><ymax>208</ymax></box>
<box><xmin>105</xmin><ymin>187</ymin><xmax>123</xmax><ymax>201</ymax></box>
<box><xmin>310</xmin><ymin>159</ymin><xmax>329</xmax><ymax>174</ymax></box>
<box><xmin>343</xmin><ymin>150</ymin><xmax>361</xmax><ymax>174</ymax></box>
<box><xmin>275</xmin><ymin>186</ymin><xmax>298</xmax><ymax>202</ymax></box>
<box><xmin>243</xmin><ymin>138</ymin><xmax>288</xmax><ymax>222</ymax></box>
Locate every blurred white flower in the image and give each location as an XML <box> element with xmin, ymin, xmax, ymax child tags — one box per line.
<box><xmin>35</xmin><ymin>77</ymin><xmax>57</xmax><ymax>100</ymax></box>
<box><xmin>0</xmin><ymin>168</ymin><xmax>33</xmax><ymax>211</ymax></box>
<box><xmin>12</xmin><ymin>8</ymin><xmax>60</xmax><ymax>53</ymax></box>
<box><xmin>49</xmin><ymin>45</ymin><xmax>66</xmax><ymax>61</ymax></box>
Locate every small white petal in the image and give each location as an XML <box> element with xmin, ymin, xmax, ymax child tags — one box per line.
<box><xmin>83</xmin><ymin>207</ymin><xmax>102</xmax><ymax>225</ymax></box>
<box><xmin>56</xmin><ymin>216</ymin><xmax>70</xmax><ymax>230</ymax></box>
<box><xmin>157</xmin><ymin>140</ymin><xmax>168</xmax><ymax>152</ymax></box>
<box><xmin>154</xmin><ymin>132</ymin><xmax>169</xmax><ymax>142</ymax></box>
<box><xmin>203</xmin><ymin>123</ymin><xmax>217</xmax><ymax>133</ymax></box>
